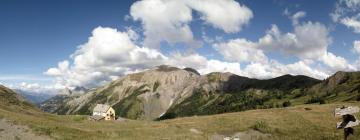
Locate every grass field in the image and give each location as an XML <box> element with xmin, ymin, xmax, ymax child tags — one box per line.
<box><xmin>1</xmin><ymin>102</ymin><xmax>360</xmax><ymax>140</ymax></box>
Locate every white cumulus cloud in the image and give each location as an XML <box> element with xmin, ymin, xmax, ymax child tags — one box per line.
<box><xmin>130</xmin><ymin>0</ymin><xmax>196</xmax><ymax>48</ymax></box>
<box><xmin>45</xmin><ymin>27</ymin><xmax>168</xmax><ymax>88</ymax></box>
<box><xmin>45</xmin><ymin>25</ymin><xmax>339</xmax><ymax>90</ymax></box>
<box><xmin>130</xmin><ymin>0</ymin><xmax>253</xmax><ymax>48</ymax></box>
<box><xmin>331</xmin><ymin>0</ymin><xmax>360</xmax><ymax>33</ymax></box>
<box><xmin>256</xmin><ymin>22</ymin><xmax>352</xmax><ymax>70</ymax></box>
<box><xmin>213</xmin><ymin>38</ymin><xmax>268</xmax><ymax>63</ymax></box>
<box><xmin>3</xmin><ymin>82</ymin><xmax>60</xmax><ymax>95</ymax></box>
<box><xmin>198</xmin><ymin>59</ymin><xmax>243</xmax><ymax>76</ymax></box>
<box><xmin>341</xmin><ymin>15</ymin><xmax>360</xmax><ymax>33</ymax></box>
<box><xmin>321</xmin><ymin>52</ymin><xmax>354</xmax><ymax>71</ymax></box>
<box><xmin>291</xmin><ymin>11</ymin><xmax>306</xmax><ymax>25</ymax></box>
<box><xmin>257</xmin><ymin>22</ymin><xmax>330</xmax><ymax>59</ymax></box>
<box><xmin>44</xmin><ymin>1</ymin><xmax>357</xmax><ymax>91</ymax></box>
<box><xmin>44</xmin><ymin>26</ymin><xmax>245</xmax><ymax>89</ymax></box>
<box><xmin>242</xmin><ymin>61</ymin><xmax>329</xmax><ymax>80</ymax></box>
<box><xmin>213</xmin><ymin>16</ymin><xmax>353</xmax><ymax>74</ymax></box>
<box><xmin>187</xmin><ymin>0</ymin><xmax>253</xmax><ymax>33</ymax></box>
<box><xmin>354</xmin><ymin>40</ymin><xmax>360</xmax><ymax>54</ymax></box>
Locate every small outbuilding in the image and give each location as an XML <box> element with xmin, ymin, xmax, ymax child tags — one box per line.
<box><xmin>90</xmin><ymin>104</ymin><xmax>115</xmax><ymax>121</ymax></box>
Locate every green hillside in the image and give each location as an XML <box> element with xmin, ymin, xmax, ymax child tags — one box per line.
<box><xmin>0</xmin><ymin>85</ymin><xmax>37</xmax><ymax>111</ymax></box>
<box><xmin>43</xmin><ymin>66</ymin><xmax>325</xmax><ymax>121</ymax></box>
<box><xmin>2</xmin><ymin>84</ymin><xmax>360</xmax><ymax>140</ymax></box>
<box><xmin>306</xmin><ymin>71</ymin><xmax>360</xmax><ymax>103</ymax></box>
<box><xmin>1</xmin><ymin>100</ymin><xmax>360</xmax><ymax>140</ymax></box>
<box><xmin>159</xmin><ymin>71</ymin><xmax>360</xmax><ymax>120</ymax></box>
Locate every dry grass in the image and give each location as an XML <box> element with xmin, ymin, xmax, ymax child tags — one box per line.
<box><xmin>1</xmin><ymin>102</ymin><xmax>360</xmax><ymax>140</ymax></box>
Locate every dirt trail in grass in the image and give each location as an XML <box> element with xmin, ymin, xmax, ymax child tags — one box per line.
<box><xmin>210</xmin><ymin>129</ymin><xmax>272</xmax><ymax>140</ymax></box>
<box><xmin>0</xmin><ymin>119</ymin><xmax>51</xmax><ymax>140</ymax></box>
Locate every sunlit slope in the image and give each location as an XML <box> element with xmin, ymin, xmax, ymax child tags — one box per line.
<box><xmin>43</xmin><ymin>65</ymin><xmax>322</xmax><ymax>120</ymax></box>
<box><xmin>1</xmin><ymin>99</ymin><xmax>360</xmax><ymax>140</ymax></box>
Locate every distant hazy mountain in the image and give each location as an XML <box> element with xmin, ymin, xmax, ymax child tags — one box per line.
<box><xmin>42</xmin><ymin>65</ymin><xmax>327</xmax><ymax>120</ymax></box>
<box><xmin>14</xmin><ymin>85</ymin><xmax>87</xmax><ymax>106</ymax></box>
<box><xmin>15</xmin><ymin>89</ymin><xmax>55</xmax><ymax>105</ymax></box>
<box><xmin>39</xmin><ymin>86</ymin><xmax>89</xmax><ymax>113</ymax></box>
<box><xmin>2</xmin><ymin>83</ymin><xmax>359</xmax><ymax>140</ymax></box>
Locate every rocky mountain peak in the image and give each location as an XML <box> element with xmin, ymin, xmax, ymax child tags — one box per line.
<box><xmin>183</xmin><ymin>67</ymin><xmax>200</xmax><ymax>75</ymax></box>
<box><xmin>324</xmin><ymin>71</ymin><xmax>349</xmax><ymax>88</ymax></box>
<box><xmin>73</xmin><ymin>86</ymin><xmax>88</xmax><ymax>94</ymax></box>
<box><xmin>58</xmin><ymin>87</ymin><xmax>72</xmax><ymax>95</ymax></box>
<box><xmin>155</xmin><ymin>65</ymin><xmax>180</xmax><ymax>72</ymax></box>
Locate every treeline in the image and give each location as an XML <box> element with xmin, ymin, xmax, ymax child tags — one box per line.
<box><xmin>158</xmin><ymin>88</ymin><xmax>294</xmax><ymax>120</ymax></box>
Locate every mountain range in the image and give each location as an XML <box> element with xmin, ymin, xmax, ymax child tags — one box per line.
<box><xmin>3</xmin><ymin>83</ymin><xmax>360</xmax><ymax>139</ymax></box>
<box><xmin>15</xmin><ymin>89</ymin><xmax>54</xmax><ymax>105</ymax></box>
<box><xmin>38</xmin><ymin>65</ymin><xmax>360</xmax><ymax>121</ymax></box>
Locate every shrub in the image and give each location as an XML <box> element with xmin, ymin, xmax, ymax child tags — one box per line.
<box><xmin>306</xmin><ymin>96</ymin><xmax>326</xmax><ymax>104</ymax></box>
<box><xmin>72</xmin><ymin>115</ymin><xmax>87</xmax><ymax>122</ymax></box>
<box><xmin>153</xmin><ymin>81</ymin><xmax>160</xmax><ymax>92</ymax></box>
<box><xmin>267</xmin><ymin>103</ymin><xmax>274</xmax><ymax>109</ymax></box>
<box><xmin>275</xmin><ymin>103</ymin><xmax>281</xmax><ymax>108</ymax></box>
<box><xmin>282</xmin><ymin>101</ymin><xmax>291</xmax><ymax>107</ymax></box>
<box><xmin>276</xmin><ymin>92</ymin><xmax>284</xmax><ymax>99</ymax></box>
<box><xmin>154</xmin><ymin>92</ymin><xmax>160</xmax><ymax>99</ymax></box>
<box><xmin>207</xmin><ymin>74</ymin><xmax>217</xmax><ymax>82</ymax></box>
<box><xmin>251</xmin><ymin>121</ymin><xmax>271</xmax><ymax>133</ymax></box>
<box><xmin>325</xmin><ymin>91</ymin><xmax>332</xmax><ymax>97</ymax></box>
<box><xmin>34</xmin><ymin>127</ymin><xmax>52</xmax><ymax>136</ymax></box>
<box><xmin>157</xmin><ymin>112</ymin><xmax>177</xmax><ymax>120</ymax></box>
<box><xmin>304</xmin><ymin>107</ymin><xmax>312</xmax><ymax>111</ymax></box>
<box><xmin>293</xmin><ymin>92</ymin><xmax>305</xmax><ymax>98</ymax></box>
<box><xmin>356</xmin><ymin>94</ymin><xmax>360</xmax><ymax>101</ymax></box>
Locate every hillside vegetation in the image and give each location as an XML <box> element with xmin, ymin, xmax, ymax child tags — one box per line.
<box><xmin>42</xmin><ymin>65</ymin><xmax>327</xmax><ymax>120</ymax></box>
<box><xmin>0</xmin><ymin>85</ymin><xmax>36</xmax><ymax>110</ymax></box>
<box><xmin>1</xmin><ymin>99</ymin><xmax>360</xmax><ymax>139</ymax></box>
<box><xmin>2</xmin><ymin>84</ymin><xmax>360</xmax><ymax>139</ymax></box>
<box><xmin>44</xmin><ymin>66</ymin><xmax>360</xmax><ymax>121</ymax></box>
<box><xmin>161</xmin><ymin>71</ymin><xmax>360</xmax><ymax>120</ymax></box>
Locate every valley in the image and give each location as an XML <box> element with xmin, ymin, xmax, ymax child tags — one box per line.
<box><xmin>2</xmin><ymin>0</ymin><xmax>360</xmax><ymax>139</ymax></box>
<box><xmin>2</xmin><ymin>66</ymin><xmax>360</xmax><ymax>139</ymax></box>
<box><xmin>1</xmin><ymin>92</ymin><xmax>359</xmax><ymax>139</ymax></box>
<box><xmin>40</xmin><ymin>66</ymin><xmax>360</xmax><ymax>121</ymax></box>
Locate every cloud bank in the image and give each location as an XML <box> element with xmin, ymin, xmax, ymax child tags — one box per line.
<box><xmin>45</xmin><ymin>26</ymin><xmax>245</xmax><ymax>88</ymax></box>
<box><xmin>44</xmin><ymin>0</ymin><xmax>356</xmax><ymax>91</ymax></box>
<box><xmin>130</xmin><ymin>0</ymin><xmax>253</xmax><ymax>48</ymax></box>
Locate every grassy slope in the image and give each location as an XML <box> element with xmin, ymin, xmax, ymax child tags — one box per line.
<box><xmin>1</xmin><ymin>102</ymin><xmax>360</xmax><ymax>140</ymax></box>
<box><xmin>51</xmin><ymin>72</ymin><xmax>321</xmax><ymax>119</ymax></box>
<box><xmin>159</xmin><ymin>74</ymin><xmax>321</xmax><ymax>120</ymax></box>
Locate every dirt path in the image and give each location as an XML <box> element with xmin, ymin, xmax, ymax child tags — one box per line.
<box><xmin>0</xmin><ymin>119</ymin><xmax>51</xmax><ymax>140</ymax></box>
<box><xmin>211</xmin><ymin>129</ymin><xmax>272</xmax><ymax>140</ymax></box>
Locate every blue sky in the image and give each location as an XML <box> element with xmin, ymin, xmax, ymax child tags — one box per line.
<box><xmin>0</xmin><ymin>0</ymin><xmax>133</xmax><ymax>83</ymax></box>
<box><xmin>1</xmin><ymin>0</ymin><xmax>360</xmax><ymax>92</ymax></box>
